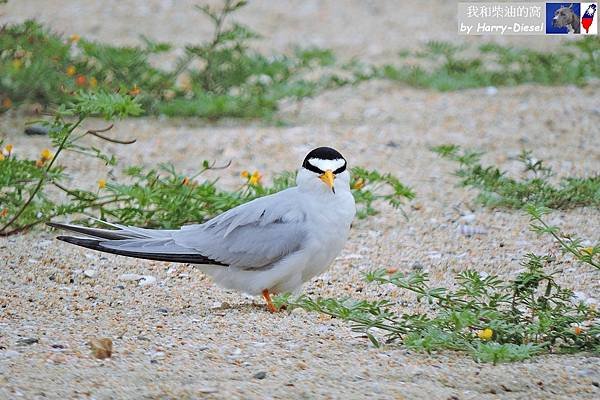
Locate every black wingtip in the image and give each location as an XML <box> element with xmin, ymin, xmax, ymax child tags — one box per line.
<box><xmin>55</xmin><ymin>235</ymin><xmax>228</xmax><ymax>266</ymax></box>
<box><xmin>48</xmin><ymin>221</ymin><xmax>132</xmax><ymax>240</ymax></box>
<box><xmin>56</xmin><ymin>235</ymin><xmax>106</xmax><ymax>252</ymax></box>
<box><xmin>56</xmin><ymin>235</ymin><xmax>94</xmax><ymax>243</ymax></box>
<box><xmin>47</xmin><ymin>222</ymin><xmax>67</xmax><ymax>230</ymax></box>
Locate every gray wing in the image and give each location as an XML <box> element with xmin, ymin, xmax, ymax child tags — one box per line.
<box><xmin>50</xmin><ymin>188</ymin><xmax>307</xmax><ymax>268</ymax></box>
<box><xmin>172</xmin><ymin>187</ymin><xmax>307</xmax><ymax>269</ymax></box>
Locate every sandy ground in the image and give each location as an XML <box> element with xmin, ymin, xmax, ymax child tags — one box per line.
<box><xmin>1</xmin><ymin>1</ymin><xmax>600</xmax><ymax>399</ymax></box>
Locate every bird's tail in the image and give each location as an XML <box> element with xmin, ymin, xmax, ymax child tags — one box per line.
<box><xmin>47</xmin><ymin>221</ymin><xmax>226</xmax><ymax>265</ymax></box>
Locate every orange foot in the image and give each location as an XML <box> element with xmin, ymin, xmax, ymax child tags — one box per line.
<box><xmin>262</xmin><ymin>289</ymin><xmax>278</xmax><ymax>313</ymax></box>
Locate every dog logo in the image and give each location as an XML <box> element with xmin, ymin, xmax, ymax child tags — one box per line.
<box><xmin>547</xmin><ymin>3</ymin><xmax>581</xmax><ymax>33</ymax></box>
<box><xmin>546</xmin><ymin>2</ymin><xmax>598</xmax><ymax>34</ymax></box>
<box><xmin>581</xmin><ymin>3</ymin><xmax>598</xmax><ymax>34</ymax></box>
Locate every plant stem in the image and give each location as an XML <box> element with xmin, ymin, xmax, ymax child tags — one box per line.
<box><xmin>0</xmin><ymin>117</ymin><xmax>83</xmax><ymax>234</ymax></box>
<box><xmin>172</xmin><ymin>0</ymin><xmax>233</xmax><ymax>81</ymax></box>
<box><xmin>534</xmin><ymin>215</ymin><xmax>600</xmax><ymax>270</ymax></box>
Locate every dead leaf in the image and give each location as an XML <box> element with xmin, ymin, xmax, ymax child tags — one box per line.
<box><xmin>89</xmin><ymin>338</ymin><xmax>112</xmax><ymax>359</ymax></box>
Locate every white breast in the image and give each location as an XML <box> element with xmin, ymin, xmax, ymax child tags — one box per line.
<box><xmin>201</xmin><ymin>187</ymin><xmax>355</xmax><ymax>295</ymax></box>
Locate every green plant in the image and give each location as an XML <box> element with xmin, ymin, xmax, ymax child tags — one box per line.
<box><xmin>0</xmin><ymin>91</ymin><xmax>413</xmax><ymax>235</ymax></box>
<box><xmin>3</xmin><ymin>12</ymin><xmax>598</xmax><ymax>118</ymax></box>
<box><xmin>349</xmin><ymin>167</ymin><xmax>415</xmax><ymax>218</ymax></box>
<box><xmin>153</xmin><ymin>0</ymin><xmax>348</xmax><ymax>118</ymax></box>
<box><xmin>431</xmin><ymin>144</ymin><xmax>600</xmax><ymax>209</ymax></box>
<box><xmin>0</xmin><ymin>91</ymin><xmax>143</xmax><ymax>236</ymax></box>
<box><xmin>0</xmin><ymin>2</ymin><xmax>358</xmax><ymax>120</ymax></box>
<box><xmin>0</xmin><ymin>20</ymin><xmax>171</xmax><ymax>109</ymax></box>
<box><xmin>527</xmin><ymin>204</ymin><xmax>599</xmax><ymax>271</ymax></box>
<box><xmin>276</xmin><ymin>206</ymin><xmax>600</xmax><ymax>363</ymax></box>
<box><xmin>382</xmin><ymin>38</ymin><xmax>600</xmax><ymax>91</ymax></box>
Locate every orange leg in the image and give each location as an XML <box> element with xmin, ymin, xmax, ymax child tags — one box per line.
<box><xmin>262</xmin><ymin>289</ymin><xmax>278</xmax><ymax>313</ymax></box>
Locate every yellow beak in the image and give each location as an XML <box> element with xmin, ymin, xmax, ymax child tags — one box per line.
<box><xmin>319</xmin><ymin>169</ymin><xmax>335</xmax><ymax>193</ymax></box>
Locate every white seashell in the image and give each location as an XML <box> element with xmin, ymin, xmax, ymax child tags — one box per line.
<box><xmin>138</xmin><ymin>275</ymin><xmax>157</xmax><ymax>286</ymax></box>
<box><xmin>119</xmin><ymin>273</ymin><xmax>143</xmax><ymax>281</ymax></box>
<box><xmin>83</xmin><ymin>269</ymin><xmax>97</xmax><ymax>278</ymax></box>
<box><xmin>457</xmin><ymin>224</ymin><xmax>488</xmax><ymax>236</ymax></box>
<box><xmin>460</xmin><ymin>214</ymin><xmax>476</xmax><ymax>224</ymax></box>
<box><xmin>485</xmin><ymin>86</ymin><xmax>498</xmax><ymax>95</ymax></box>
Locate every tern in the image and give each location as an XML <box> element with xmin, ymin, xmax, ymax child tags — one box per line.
<box><xmin>49</xmin><ymin>147</ymin><xmax>356</xmax><ymax>312</ymax></box>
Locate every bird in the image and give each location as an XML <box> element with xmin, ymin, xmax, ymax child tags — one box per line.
<box><xmin>48</xmin><ymin>147</ymin><xmax>356</xmax><ymax>312</ymax></box>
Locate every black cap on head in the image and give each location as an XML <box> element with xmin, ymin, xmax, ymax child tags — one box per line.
<box><xmin>302</xmin><ymin>147</ymin><xmax>347</xmax><ymax>174</ymax></box>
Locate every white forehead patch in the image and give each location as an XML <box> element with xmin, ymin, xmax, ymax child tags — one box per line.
<box><xmin>308</xmin><ymin>158</ymin><xmax>345</xmax><ymax>172</ymax></box>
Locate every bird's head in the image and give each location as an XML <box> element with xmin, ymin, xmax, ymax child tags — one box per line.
<box><xmin>297</xmin><ymin>147</ymin><xmax>350</xmax><ymax>194</ymax></box>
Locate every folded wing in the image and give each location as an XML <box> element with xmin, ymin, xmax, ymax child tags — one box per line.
<box><xmin>51</xmin><ymin>188</ymin><xmax>307</xmax><ymax>269</ymax></box>
<box><xmin>173</xmin><ymin>188</ymin><xmax>307</xmax><ymax>269</ymax></box>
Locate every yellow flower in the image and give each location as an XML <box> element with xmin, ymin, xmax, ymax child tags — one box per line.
<box><xmin>66</xmin><ymin>65</ymin><xmax>76</xmax><ymax>76</ymax></box>
<box><xmin>1</xmin><ymin>144</ymin><xmax>12</xmax><ymax>160</ymax></box>
<box><xmin>573</xmin><ymin>326</ymin><xmax>583</xmax><ymax>335</ymax></box>
<box><xmin>11</xmin><ymin>58</ymin><xmax>23</xmax><ymax>70</ymax></box>
<box><xmin>477</xmin><ymin>328</ymin><xmax>493</xmax><ymax>341</ymax></box>
<box><xmin>581</xmin><ymin>247</ymin><xmax>594</xmax><ymax>256</ymax></box>
<box><xmin>249</xmin><ymin>171</ymin><xmax>262</xmax><ymax>186</ymax></box>
<box><xmin>241</xmin><ymin>170</ymin><xmax>250</xmax><ymax>178</ymax></box>
<box><xmin>89</xmin><ymin>77</ymin><xmax>98</xmax><ymax>88</ymax></box>
<box><xmin>40</xmin><ymin>148</ymin><xmax>53</xmax><ymax>162</ymax></box>
<box><xmin>0</xmin><ymin>208</ymin><xmax>8</xmax><ymax>218</ymax></box>
<box><xmin>352</xmin><ymin>178</ymin><xmax>365</xmax><ymax>190</ymax></box>
<box><xmin>69</xmin><ymin>34</ymin><xmax>81</xmax><ymax>43</ymax></box>
<box><xmin>98</xmin><ymin>179</ymin><xmax>106</xmax><ymax>189</ymax></box>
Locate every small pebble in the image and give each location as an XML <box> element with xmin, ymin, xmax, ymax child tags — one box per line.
<box><xmin>16</xmin><ymin>338</ymin><xmax>38</xmax><ymax>346</ymax></box>
<box><xmin>460</xmin><ymin>214</ymin><xmax>476</xmax><ymax>224</ymax></box>
<box><xmin>83</xmin><ymin>269</ymin><xmax>98</xmax><ymax>278</ymax></box>
<box><xmin>197</xmin><ymin>386</ymin><xmax>218</xmax><ymax>394</ymax></box>
<box><xmin>24</xmin><ymin>125</ymin><xmax>50</xmax><ymax>135</ymax></box>
<box><xmin>253</xmin><ymin>371</ymin><xmax>267</xmax><ymax>380</ymax></box>
<box><xmin>291</xmin><ymin>307</ymin><xmax>307</xmax><ymax>316</ymax></box>
<box><xmin>411</xmin><ymin>262</ymin><xmax>424</xmax><ymax>271</ymax></box>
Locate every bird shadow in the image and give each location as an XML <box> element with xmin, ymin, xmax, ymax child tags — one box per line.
<box><xmin>210</xmin><ymin>302</ymin><xmax>266</xmax><ymax>314</ymax></box>
<box><xmin>209</xmin><ymin>301</ymin><xmax>287</xmax><ymax>315</ymax></box>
